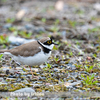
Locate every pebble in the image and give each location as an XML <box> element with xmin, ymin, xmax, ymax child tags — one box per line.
<box><xmin>3</xmin><ymin>23</ymin><xmax>12</xmax><ymax>29</ymax></box>
<box><xmin>0</xmin><ymin>74</ymin><xmax>6</xmax><ymax>77</ymax></box>
<box><xmin>94</xmin><ymin>44</ymin><xmax>99</xmax><ymax>47</ymax></box>
<box><xmin>60</xmin><ymin>65</ymin><xmax>65</xmax><ymax>68</ymax></box>
<box><xmin>23</xmin><ymin>79</ymin><xmax>29</xmax><ymax>84</ymax></box>
<box><xmin>45</xmin><ymin>83</ymin><xmax>51</xmax><ymax>85</ymax></box>
<box><xmin>14</xmin><ymin>87</ymin><xmax>35</xmax><ymax>92</ymax></box>
<box><xmin>97</xmin><ymin>83</ymin><xmax>100</xmax><ymax>87</ymax></box>
<box><xmin>32</xmin><ymin>84</ymin><xmax>42</xmax><ymax>87</ymax></box>
<box><xmin>16</xmin><ymin>78</ymin><xmax>21</xmax><ymax>82</ymax></box>
<box><xmin>6</xmin><ymin>78</ymin><xmax>17</xmax><ymax>81</ymax></box>
<box><xmin>51</xmin><ymin>73</ymin><xmax>55</xmax><ymax>77</ymax></box>
<box><xmin>8</xmin><ymin>75</ymin><xmax>16</xmax><ymax>78</ymax></box>
<box><xmin>61</xmin><ymin>31</ymin><xmax>66</xmax><ymax>40</ymax></box>
<box><xmin>94</xmin><ymin>3</ymin><xmax>100</xmax><ymax>11</ymax></box>
<box><xmin>67</xmin><ymin>63</ymin><xmax>76</xmax><ymax>70</ymax></box>
<box><xmin>25</xmin><ymin>24</ymin><xmax>34</xmax><ymax>30</ymax></box>
<box><xmin>0</xmin><ymin>77</ymin><xmax>4</xmax><ymax>82</ymax></box>
<box><xmin>25</xmin><ymin>68</ymin><xmax>38</xmax><ymax>72</ymax></box>
<box><xmin>34</xmin><ymin>27</ymin><xmax>45</xmax><ymax>33</ymax></box>
<box><xmin>8</xmin><ymin>36</ymin><xmax>35</xmax><ymax>45</ymax></box>
<box><xmin>15</xmin><ymin>73</ymin><xmax>21</xmax><ymax>78</ymax></box>
<box><xmin>64</xmin><ymin>81</ymin><xmax>81</xmax><ymax>88</ymax></box>
<box><xmin>54</xmin><ymin>68</ymin><xmax>59</xmax><ymax>72</ymax></box>
<box><xmin>27</xmin><ymin>75</ymin><xmax>32</xmax><ymax>78</ymax></box>
<box><xmin>17</xmin><ymin>26</ymin><xmax>25</xmax><ymax>31</ymax></box>
<box><xmin>39</xmin><ymin>65</ymin><xmax>47</xmax><ymax>68</ymax></box>
<box><xmin>33</xmin><ymin>81</ymin><xmax>43</xmax><ymax>84</ymax></box>
<box><xmin>39</xmin><ymin>77</ymin><xmax>46</xmax><ymax>80</ymax></box>
<box><xmin>80</xmin><ymin>71</ymin><xmax>89</xmax><ymax>75</ymax></box>
<box><xmin>6</xmin><ymin>70</ymin><xmax>9</xmax><ymax>75</ymax></box>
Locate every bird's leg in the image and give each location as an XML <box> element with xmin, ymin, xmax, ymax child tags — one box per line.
<box><xmin>29</xmin><ymin>66</ymin><xmax>38</xmax><ymax>79</ymax></box>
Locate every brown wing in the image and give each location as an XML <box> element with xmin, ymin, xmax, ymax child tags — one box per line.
<box><xmin>9</xmin><ymin>41</ymin><xmax>41</xmax><ymax>57</ymax></box>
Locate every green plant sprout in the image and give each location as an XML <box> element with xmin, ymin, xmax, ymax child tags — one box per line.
<box><xmin>18</xmin><ymin>31</ymin><xmax>32</xmax><ymax>38</ymax></box>
<box><xmin>45</xmin><ymin>62</ymin><xmax>52</xmax><ymax>69</ymax></box>
<box><xmin>81</xmin><ymin>74</ymin><xmax>98</xmax><ymax>86</ymax></box>
<box><xmin>69</xmin><ymin>51</ymin><xmax>73</xmax><ymax>56</ymax></box>
<box><xmin>68</xmin><ymin>20</ymin><xmax>77</xmax><ymax>28</ymax></box>
<box><xmin>84</xmin><ymin>65</ymin><xmax>93</xmax><ymax>72</ymax></box>
<box><xmin>0</xmin><ymin>35</ymin><xmax>9</xmax><ymax>44</ymax></box>
<box><xmin>93</xmin><ymin>54</ymin><xmax>97</xmax><ymax>58</ymax></box>
<box><xmin>8</xmin><ymin>27</ymin><xmax>16</xmax><ymax>32</ymax></box>
<box><xmin>0</xmin><ymin>54</ymin><xmax>3</xmax><ymax>60</ymax></box>
<box><xmin>50</xmin><ymin>26</ymin><xmax>59</xmax><ymax>32</ymax></box>
<box><xmin>75</xmin><ymin>9</ymin><xmax>84</xmax><ymax>15</ymax></box>
<box><xmin>6</xmin><ymin>18</ymin><xmax>15</xmax><ymax>23</ymax></box>
<box><xmin>88</xmin><ymin>27</ymin><xmax>100</xmax><ymax>34</ymax></box>
<box><xmin>41</xmin><ymin>18</ymin><xmax>46</xmax><ymax>23</ymax></box>
<box><xmin>54</xmin><ymin>57</ymin><xmax>59</xmax><ymax>63</ymax></box>
<box><xmin>54</xmin><ymin>19</ymin><xmax>60</xmax><ymax>25</ymax></box>
<box><xmin>53</xmin><ymin>41</ymin><xmax>61</xmax><ymax>50</ymax></box>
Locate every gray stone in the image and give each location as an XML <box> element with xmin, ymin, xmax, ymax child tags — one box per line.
<box><xmin>14</xmin><ymin>88</ymin><xmax>35</xmax><ymax>92</ymax></box>
<box><xmin>3</xmin><ymin>23</ymin><xmax>12</xmax><ymax>29</ymax></box>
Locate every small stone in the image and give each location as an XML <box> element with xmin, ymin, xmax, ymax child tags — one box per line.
<box><xmin>60</xmin><ymin>65</ymin><xmax>64</xmax><ymax>68</ymax></box>
<box><xmin>6</xmin><ymin>70</ymin><xmax>9</xmax><ymax>75</ymax></box>
<box><xmin>25</xmin><ymin>24</ymin><xmax>34</xmax><ymax>30</ymax></box>
<box><xmin>67</xmin><ymin>63</ymin><xmax>76</xmax><ymax>70</ymax></box>
<box><xmin>32</xmin><ymin>84</ymin><xmax>42</xmax><ymax>87</ymax></box>
<box><xmin>97</xmin><ymin>83</ymin><xmax>100</xmax><ymax>87</ymax></box>
<box><xmin>3</xmin><ymin>23</ymin><xmax>12</xmax><ymax>29</ymax></box>
<box><xmin>34</xmin><ymin>27</ymin><xmax>45</xmax><ymax>33</ymax></box>
<box><xmin>45</xmin><ymin>83</ymin><xmax>51</xmax><ymax>85</ymax></box>
<box><xmin>54</xmin><ymin>68</ymin><xmax>59</xmax><ymax>72</ymax></box>
<box><xmin>87</xmin><ymin>56</ymin><xmax>91</xmax><ymax>60</ymax></box>
<box><xmin>0</xmin><ymin>78</ymin><xmax>4</xmax><ymax>82</ymax></box>
<box><xmin>27</xmin><ymin>75</ymin><xmax>32</xmax><ymax>78</ymax></box>
<box><xmin>16</xmin><ymin>78</ymin><xmax>21</xmax><ymax>82</ymax></box>
<box><xmin>14</xmin><ymin>88</ymin><xmax>35</xmax><ymax>92</ymax></box>
<box><xmin>16</xmin><ymin>8</ymin><xmax>28</xmax><ymax>20</ymax></box>
<box><xmin>55</xmin><ymin>0</ymin><xmax>64</xmax><ymax>11</ymax></box>
<box><xmin>15</xmin><ymin>74</ymin><xmax>21</xmax><ymax>78</ymax></box>
<box><xmin>23</xmin><ymin>80</ymin><xmax>29</xmax><ymax>84</ymax></box>
<box><xmin>0</xmin><ymin>74</ymin><xmax>6</xmax><ymax>77</ymax></box>
<box><xmin>6</xmin><ymin>78</ymin><xmax>17</xmax><ymax>81</ymax></box>
<box><xmin>39</xmin><ymin>65</ymin><xmax>46</xmax><ymax>68</ymax></box>
<box><xmin>64</xmin><ymin>81</ymin><xmax>81</xmax><ymax>88</ymax></box>
<box><xmin>71</xmin><ymin>81</ymin><xmax>81</xmax><ymax>86</ymax></box>
<box><xmin>51</xmin><ymin>73</ymin><xmax>55</xmax><ymax>77</ymax></box>
<box><xmin>39</xmin><ymin>77</ymin><xmax>46</xmax><ymax>80</ymax></box>
<box><xmin>16</xmin><ymin>67</ymin><xmax>22</xmax><ymax>70</ymax></box>
<box><xmin>8</xmin><ymin>75</ymin><xmax>16</xmax><ymax>78</ymax></box>
<box><xmin>25</xmin><ymin>68</ymin><xmax>38</xmax><ymax>72</ymax></box>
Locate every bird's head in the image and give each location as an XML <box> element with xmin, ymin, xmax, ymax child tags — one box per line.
<box><xmin>37</xmin><ymin>37</ymin><xmax>58</xmax><ymax>50</ymax></box>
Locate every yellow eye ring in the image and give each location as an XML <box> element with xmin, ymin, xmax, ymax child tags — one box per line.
<box><xmin>47</xmin><ymin>40</ymin><xmax>51</xmax><ymax>44</ymax></box>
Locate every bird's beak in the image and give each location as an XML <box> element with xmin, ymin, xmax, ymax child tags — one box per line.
<box><xmin>52</xmin><ymin>42</ymin><xmax>58</xmax><ymax>45</ymax></box>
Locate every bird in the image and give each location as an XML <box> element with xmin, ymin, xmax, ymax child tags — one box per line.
<box><xmin>0</xmin><ymin>37</ymin><xmax>58</xmax><ymax>78</ymax></box>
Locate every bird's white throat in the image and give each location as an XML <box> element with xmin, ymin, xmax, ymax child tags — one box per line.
<box><xmin>38</xmin><ymin>40</ymin><xmax>54</xmax><ymax>50</ymax></box>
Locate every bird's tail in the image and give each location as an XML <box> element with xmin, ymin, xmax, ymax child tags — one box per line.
<box><xmin>0</xmin><ymin>50</ymin><xmax>9</xmax><ymax>54</ymax></box>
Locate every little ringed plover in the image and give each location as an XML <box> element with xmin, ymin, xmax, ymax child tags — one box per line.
<box><xmin>0</xmin><ymin>37</ymin><xmax>57</xmax><ymax>78</ymax></box>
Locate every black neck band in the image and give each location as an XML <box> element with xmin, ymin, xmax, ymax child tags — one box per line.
<box><xmin>37</xmin><ymin>40</ymin><xmax>51</xmax><ymax>53</ymax></box>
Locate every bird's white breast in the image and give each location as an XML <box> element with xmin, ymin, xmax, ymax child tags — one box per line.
<box><xmin>6</xmin><ymin>49</ymin><xmax>51</xmax><ymax>66</ymax></box>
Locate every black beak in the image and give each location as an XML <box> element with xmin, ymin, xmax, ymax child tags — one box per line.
<box><xmin>50</xmin><ymin>36</ymin><xmax>58</xmax><ymax>45</ymax></box>
<box><xmin>52</xmin><ymin>42</ymin><xmax>58</xmax><ymax>45</ymax></box>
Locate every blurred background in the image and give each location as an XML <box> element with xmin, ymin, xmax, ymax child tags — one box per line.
<box><xmin>0</xmin><ymin>0</ymin><xmax>100</xmax><ymax>46</ymax></box>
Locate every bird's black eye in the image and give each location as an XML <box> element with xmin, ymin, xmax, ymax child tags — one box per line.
<box><xmin>47</xmin><ymin>40</ymin><xmax>52</xmax><ymax>44</ymax></box>
<box><xmin>43</xmin><ymin>40</ymin><xmax>52</xmax><ymax>45</ymax></box>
